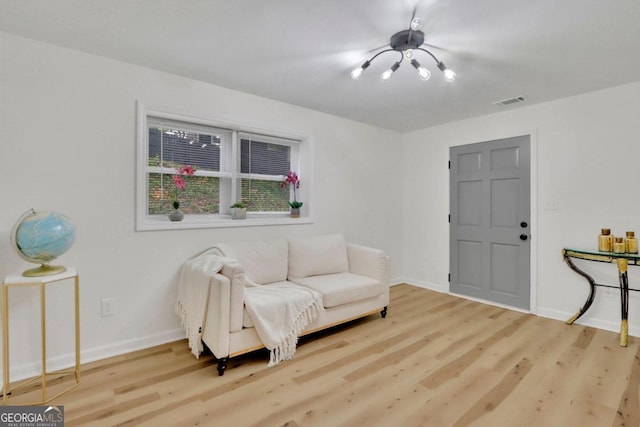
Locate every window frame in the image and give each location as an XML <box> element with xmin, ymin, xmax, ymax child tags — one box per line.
<box><xmin>135</xmin><ymin>102</ymin><xmax>312</xmax><ymax>231</ymax></box>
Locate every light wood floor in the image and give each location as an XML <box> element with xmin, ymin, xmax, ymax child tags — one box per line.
<box><xmin>6</xmin><ymin>284</ymin><xmax>640</xmax><ymax>426</ymax></box>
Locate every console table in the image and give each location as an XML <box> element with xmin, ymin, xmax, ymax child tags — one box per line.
<box><xmin>563</xmin><ymin>248</ymin><xmax>640</xmax><ymax>347</ymax></box>
<box><xmin>2</xmin><ymin>267</ymin><xmax>80</xmax><ymax>405</ymax></box>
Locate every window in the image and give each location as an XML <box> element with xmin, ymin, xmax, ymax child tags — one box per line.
<box><xmin>239</xmin><ymin>133</ymin><xmax>293</xmax><ymax>212</ymax></box>
<box><xmin>136</xmin><ymin>104</ymin><xmax>309</xmax><ymax>230</ymax></box>
<box><xmin>146</xmin><ymin>117</ymin><xmax>229</xmax><ymax>215</ymax></box>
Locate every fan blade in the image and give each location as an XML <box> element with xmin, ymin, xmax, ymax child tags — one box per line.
<box><xmin>366</xmin><ymin>43</ymin><xmax>390</xmax><ymax>54</ymax></box>
<box><xmin>422</xmin><ymin>42</ymin><xmax>450</xmax><ymax>53</ymax></box>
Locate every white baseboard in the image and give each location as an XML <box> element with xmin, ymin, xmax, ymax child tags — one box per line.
<box><xmin>4</xmin><ymin>328</ymin><xmax>186</xmax><ymax>385</ymax></box>
<box><xmin>536</xmin><ymin>307</ymin><xmax>640</xmax><ymax>337</ymax></box>
<box><xmin>448</xmin><ymin>291</ymin><xmax>531</xmax><ymax>314</ymax></box>
<box><xmin>81</xmin><ymin>328</ymin><xmax>186</xmax><ymax>365</ymax></box>
<box><xmin>394</xmin><ymin>277</ymin><xmax>447</xmax><ymax>293</ymax></box>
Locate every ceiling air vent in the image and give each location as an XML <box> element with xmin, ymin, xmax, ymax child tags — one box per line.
<box><xmin>493</xmin><ymin>96</ymin><xmax>526</xmax><ymax>106</ymax></box>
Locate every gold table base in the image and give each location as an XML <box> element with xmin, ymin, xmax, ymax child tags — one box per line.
<box><xmin>2</xmin><ymin>268</ymin><xmax>80</xmax><ymax>405</ymax></box>
<box><xmin>563</xmin><ymin>249</ymin><xmax>637</xmax><ymax>347</ymax></box>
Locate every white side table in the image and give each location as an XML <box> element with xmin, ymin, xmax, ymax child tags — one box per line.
<box><xmin>2</xmin><ymin>267</ymin><xmax>80</xmax><ymax>405</ymax></box>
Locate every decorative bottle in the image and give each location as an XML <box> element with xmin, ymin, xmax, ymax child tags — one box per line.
<box><xmin>598</xmin><ymin>228</ymin><xmax>613</xmax><ymax>252</ymax></box>
<box><xmin>625</xmin><ymin>231</ymin><xmax>638</xmax><ymax>254</ymax></box>
<box><xmin>614</xmin><ymin>237</ymin><xmax>626</xmax><ymax>254</ymax></box>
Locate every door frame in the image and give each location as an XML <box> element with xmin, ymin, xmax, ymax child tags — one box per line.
<box><xmin>449</xmin><ymin>128</ymin><xmax>538</xmax><ymax>314</ymax></box>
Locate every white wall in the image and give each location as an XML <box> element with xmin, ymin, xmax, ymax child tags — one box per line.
<box><xmin>401</xmin><ymin>80</ymin><xmax>640</xmax><ymax>336</ymax></box>
<box><xmin>0</xmin><ymin>32</ymin><xmax>403</xmax><ymax>380</ymax></box>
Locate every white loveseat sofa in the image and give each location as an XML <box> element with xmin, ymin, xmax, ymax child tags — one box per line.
<box><xmin>200</xmin><ymin>234</ymin><xmax>390</xmax><ymax>375</ymax></box>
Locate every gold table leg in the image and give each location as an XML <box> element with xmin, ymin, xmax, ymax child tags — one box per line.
<box><xmin>563</xmin><ymin>253</ymin><xmax>597</xmax><ymax>325</ymax></box>
<box><xmin>618</xmin><ymin>258</ymin><xmax>629</xmax><ymax>347</ymax></box>
<box><xmin>41</xmin><ymin>283</ymin><xmax>47</xmax><ymax>403</ymax></box>
<box><xmin>2</xmin><ymin>284</ymin><xmax>9</xmax><ymax>404</ymax></box>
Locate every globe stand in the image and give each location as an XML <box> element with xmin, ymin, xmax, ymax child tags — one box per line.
<box><xmin>22</xmin><ymin>264</ymin><xmax>67</xmax><ymax>277</ymax></box>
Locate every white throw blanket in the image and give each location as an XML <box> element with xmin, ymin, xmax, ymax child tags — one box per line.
<box><xmin>176</xmin><ymin>247</ymin><xmax>324</xmax><ymax>366</ymax></box>
<box><xmin>244</xmin><ymin>281</ymin><xmax>323</xmax><ymax>367</ymax></box>
<box><xmin>175</xmin><ymin>249</ymin><xmax>231</xmax><ymax>358</ymax></box>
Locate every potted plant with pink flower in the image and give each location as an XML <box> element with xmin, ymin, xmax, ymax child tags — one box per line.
<box><xmin>168</xmin><ymin>165</ymin><xmax>196</xmax><ymax>221</ymax></box>
<box><xmin>281</xmin><ymin>171</ymin><xmax>303</xmax><ymax>217</ymax></box>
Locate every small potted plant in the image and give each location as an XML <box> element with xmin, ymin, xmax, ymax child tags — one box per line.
<box><xmin>281</xmin><ymin>171</ymin><xmax>303</xmax><ymax>218</ymax></box>
<box><xmin>169</xmin><ymin>165</ymin><xmax>196</xmax><ymax>221</ymax></box>
<box><xmin>230</xmin><ymin>202</ymin><xmax>247</xmax><ymax>220</ymax></box>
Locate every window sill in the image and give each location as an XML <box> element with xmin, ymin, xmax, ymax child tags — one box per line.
<box><xmin>136</xmin><ymin>214</ymin><xmax>313</xmax><ymax>231</ymax></box>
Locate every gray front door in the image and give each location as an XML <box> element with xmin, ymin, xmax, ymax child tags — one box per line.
<box><xmin>449</xmin><ymin>136</ymin><xmax>531</xmax><ymax>309</ymax></box>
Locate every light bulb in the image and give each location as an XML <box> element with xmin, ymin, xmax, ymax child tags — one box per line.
<box><xmin>404</xmin><ymin>49</ymin><xmax>415</xmax><ymax>60</ymax></box>
<box><xmin>417</xmin><ymin>66</ymin><xmax>431</xmax><ymax>81</ymax></box>
<box><xmin>411</xmin><ymin>59</ymin><xmax>431</xmax><ymax>81</ymax></box>
<box><xmin>380</xmin><ymin>61</ymin><xmax>400</xmax><ymax>81</ymax></box>
<box><xmin>410</xmin><ymin>16</ymin><xmax>424</xmax><ymax>31</ymax></box>
<box><xmin>443</xmin><ymin>68</ymin><xmax>456</xmax><ymax>82</ymax></box>
<box><xmin>351</xmin><ymin>60</ymin><xmax>371</xmax><ymax>80</ymax></box>
<box><xmin>437</xmin><ymin>61</ymin><xmax>457</xmax><ymax>82</ymax></box>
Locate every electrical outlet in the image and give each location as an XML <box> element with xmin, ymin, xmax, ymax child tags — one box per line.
<box><xmin>101</xmin><ymin>297</ymin><xmax>116</xmax><ymax>317</ymax></box>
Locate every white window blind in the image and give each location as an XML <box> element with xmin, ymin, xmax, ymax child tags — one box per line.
<box><xmin>147</xmin><ymin>117</ymin><xmax>230</xmax><ymax>172</ymax></box>
<box><xmin>237</xmin><ymin>132</ymin><xmax>299</xmax><ymax>212</ymax></box>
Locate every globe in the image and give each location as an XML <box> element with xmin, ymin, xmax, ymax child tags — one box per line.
<box><xmin>10</xmin><ymin>209</ymin><xmax>76</xmax><ymax>277</ymax></box>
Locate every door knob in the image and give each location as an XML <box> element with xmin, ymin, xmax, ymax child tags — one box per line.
<box><xmin>520</xmin><ymin>234</ymin><xmax>528</xmax><ymax>241</ymax></box>
<box><xmin>520</xmin><ymin>222</ymin><xmax>528</xmax><ymax>228</ymax></box>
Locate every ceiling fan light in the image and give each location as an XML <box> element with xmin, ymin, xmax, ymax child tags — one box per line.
<box><xmin>411</xmin><ymin>59</ymin><xmax>431</xmax><ymax>81</ymax></box>
<box><xmin>437</xmin><ymin>61</ymin><xmax>456</xmax><ymax>82</ymax></box>
<box><xmin>351</xmin><ymin>60</ymin><xmax>371</xmax><ymax>80</ymax></box>
<box><xmin>351</xmin><ymin>67</ymin><xmax>364</xmax><ymax>80</ymax></box>
<box><xmin>417</xmin><ymin>66</ymin><xmax>431</xmax><ymax>81</ymax></box>
<box><xmin>443</xmin><ymin>68</ymin><xmax>456</xmax><ymax>82</ymax></box>
<box><xmin>410</xmin><ymin>16</ymin><xmax>424</xmax><ymax>31</ymax></box>
<box><xmin>380</xmin><ymin>61</ymin><xmax>400</xmax><ymax>81</ymax></box>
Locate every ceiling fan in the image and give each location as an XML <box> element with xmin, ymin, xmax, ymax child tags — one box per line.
<box><xmin>351</xmin><ymin>10</ymin><xmax>456</xmax><ymax>83</ymax></box>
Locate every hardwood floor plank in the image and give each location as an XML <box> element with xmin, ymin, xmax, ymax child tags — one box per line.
<box><xmin>112</xmin><ymin>359</ymin><xmax>211</xmax><ymax>395</ymax></box>
<box><xmin>65</xmin><ymin>393</ymin><xmax>161</xmax><ymax>426</ymax></box>
<box><xmin>450</xmin><ymin>358</ymin><xmax>533</xmax><ymax>427</ymax></box>
<box><xmin>420</xmin><ymin>313</ymin><xmax>532</xmax><ymax>389</ymax></box>
<box><xmin>402</xmin><ymin>363</ymin><xmax>502</xmax><ymax>426</ymax></box>
<box><xmin>291</xmin><ymin>331</ymin><xmax>412</xmax><ymax>383</ymax></box>
<box><xmin>613</xmin><ymin>345</ymin><xmax>640</xmax><ymax>426</ymax></box>
<box><xmin>342</xmin><ymin>331</ymin><xmax>443</xmax><ymax>382</ymax></box>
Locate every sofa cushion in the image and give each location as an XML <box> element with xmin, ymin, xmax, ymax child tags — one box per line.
<box><xmin>289</xmin><ymin>273</ymin><xmax>385</xmax><ymax>308</ymax></box>
<box><xmin>288</xmin><ymin>234</ymin><xmax>349</xmax><ymax>279</ymax></box>
<box><xmin>220</xmin><ymin>238</ymin><xmax>288</xmax><ymax>285</ymax></box>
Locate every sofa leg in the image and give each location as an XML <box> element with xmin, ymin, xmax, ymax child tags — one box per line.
<box><xmin>380</xmin><ymin>306</ymin><xmax>388</xmax><ymax>318</ymax></box>
<box><xmin>217</xmin><ymin>358</ymin><xmax>228</xmax><ymax>376</ymax></box>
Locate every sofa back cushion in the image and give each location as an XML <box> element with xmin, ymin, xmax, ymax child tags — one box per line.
<box><xmin>288</xmin><ymin>234</ymin><xmax>349</xmax><ymax>279</ymax></box>
<box><xmin>219</xmin><ymin>238</ymin><xmax>288</xmax><ymax>285</ymax></box>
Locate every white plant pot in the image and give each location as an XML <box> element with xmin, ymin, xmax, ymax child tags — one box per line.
<box><xmin>230</xmin><ymin>207</ymin><xmax>246</xmax><ymax>220</ymax></box>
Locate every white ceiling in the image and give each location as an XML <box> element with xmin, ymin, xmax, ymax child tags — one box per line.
<box><xmin>2</xmin><ymin>0</ymin><xmax>640</xmax><ymax>131</ymax></box>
